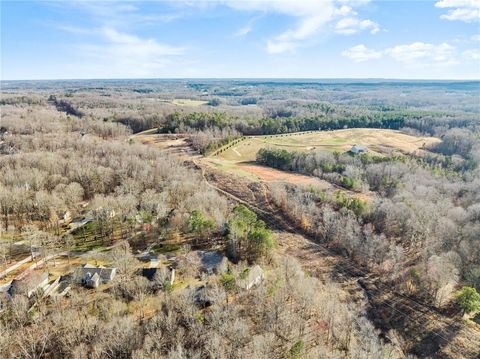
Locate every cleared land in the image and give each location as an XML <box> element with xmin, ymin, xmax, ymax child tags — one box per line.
<box><xmin>133</xmin><ymin>132</ymin><xmax>197</xmax><ymax>158</ymax></box>
<box><xmin>170</xmin><ymin>99</ymin><xmax>208</xmax><ymax>106</ymax></box>
<box><xmin>205</xmin><ymin>128</ymin><xmax>440</xmax><ymax>186</ymax></box>
<box><xmin>214</xmin><ymin>128</ymin><xmax>440</xmax><ymax>162</ymax></box>
<box><xmin>133</xmin><ymin>129</ymin><xmax>440</xmax><ymax>191</ymax></box>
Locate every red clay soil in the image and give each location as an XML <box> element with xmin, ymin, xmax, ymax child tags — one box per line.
<box><xmin>239</xmin><ymin>164</ymin><xmax>332</xmax><ymax>188</ymax></box>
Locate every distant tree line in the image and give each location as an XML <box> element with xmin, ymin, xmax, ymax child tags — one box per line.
<box><xmin>159</xmin><ymin>110</ymin><xmax>478</xmax><ymax>138</ymax></box>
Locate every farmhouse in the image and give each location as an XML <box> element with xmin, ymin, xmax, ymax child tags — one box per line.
<box><xmin>350</xmin><ymin>144</ymin><xmax>368</xmax><ymax>154</ymax></box>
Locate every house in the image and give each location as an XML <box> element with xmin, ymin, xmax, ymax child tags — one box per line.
<box><xmin>183</xmin><ymin>251</ymin><xmax>229</xmax><ymax>275</ymax></box>
<box><xmin>0</xmin><ymin>281</ymin><xmax>12</xmax><ymax>293</ymax></box>
<box><xmin>141</xmin><ymin>266</ymin><xmax>175</xmax><ymax>287</ymax></box>
<box><xmin>76</xmin><ymin>264</ymin><xmax>117</xmax><ymax>288</ymax></box>
<box><xmin>68</xmin><ymin>217</ymin><xmax>93</xmax><ymax>230</ymax></box>
<box><xmin>8</xmin><ymin>271</ymin><xmax>49</xmax><ymax>298</ymax></box>
<box><xmin>237</xmin><ymin>265</ymin><xmax>264</xmax><ymax>290</ymax></box>
<box><xmin>85</xmin><ymin>273</ymin><xmax>101</xmax><ymax>289</ymax></box>
<box><xmin>350</xmin><ymin>144</ymin><xmax>368</xmax><ymax>154</ymax></box>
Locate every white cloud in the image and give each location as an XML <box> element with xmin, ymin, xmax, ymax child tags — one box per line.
<box><xmin>209</xmin><ymin>0</ymin><xmax>378</xmax><ymax>53</ymax></box>
<box><xmin>273</xmin><ymin>12</ymin><xmax>335</xmax><ymax>42</ymax></box>
<box><xmin>471</xmin><ymin>34</ymin><xmax>480</xmax><ymax>41</ymax></box>
<box><xmin>336</xmin><ymin>5</ymin><xmax>355</xmax><ymax>16</ymax></box>
<box><xmin>234</xmin><ymin>15</ymin><xmax>262</xmax><ymax>37</ymax></box>
<box><xmin>385</xmin><ymin>42</ymin><xmax>457</xmax><ymax>65</ymax></box>
<box><xmin>463</xmin><ymin>48</ymin><xmax>480</xmax><ymax>60</ymax></box>
<box><xmin>337</xmin><ymin>0</ymin><xmax>371</xmax><ymax>5</ymax></box>
<box><xmin>75</xmin><ymin>28</ymin><xmax>185</xmax><ymax>77</ymax></box>
<box><xmin>232</xmin><ymin>1</ymin><xmax>337</xmax><ymax>53</ymax></box>
<box><xmin>435</xmin><ymin>0</ymin><xmax>480</xmax><ymax>22</ymax></box>
<box><xmin>335</xmin><ymin>17</ymin><xmax>380</xmax><ymax>34</ymax></box>
<box><xmin>342</xmin><ymin>44</ymin><xmax>382</xmax><ymax>61</ymax></box>
<box><xmin>55</xmin><ymin>2</ymin><xmax>186</xmax><ymax>77</ymax></box>
<box><xmin>235</xmin><ymin>23</ymin><xmax>254</xmax><ymax>37</ymax></box>
<box><xmin>343</xmin><ymin>42</ymin><xmax>460</xmax><ymax>66</ymax></box>
<box><xmin>102</xmin><ymin>28</ymin><xmax>184</xmax><ymax>56</ymax></box>
<box><xmin>65</xmin><ymin>0</ymin><xmax>182</xmax><ymax>26</ymax></box>
<box><xmin>266</xmin><ymin>41</ymin><xmax>297</xmax><ymax>54</ymax></box>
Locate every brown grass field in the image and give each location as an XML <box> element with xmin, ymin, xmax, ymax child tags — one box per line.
<box><xmin>213</xmin><ymin>128</ymin><xmax>440</xmax><ymax>162</ymax></box>
<box><xmin>133</xmin><ymin>128</ymin><xmax>441</xmax><ymax>191</ymax></box>
<box><xmin>205</xmin><ymin>128</ymin><xmax>440</xmax><ymax>186</ymax></box>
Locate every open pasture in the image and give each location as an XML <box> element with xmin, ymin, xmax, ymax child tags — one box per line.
<box><xmin>171</xmin><ymin>99</ymin><xmax>208</xmax><ymax>106</ymax></box>
<box><xmin>213</xmin><ymin>128</ymin><xmax>440</xmax><ymax>163</ymax></box>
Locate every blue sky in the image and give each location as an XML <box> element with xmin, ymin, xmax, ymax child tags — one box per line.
<box><xmin>1</xmin><ymin>0</ymin><xmax>479</xmax><ymax>80</ymax></box>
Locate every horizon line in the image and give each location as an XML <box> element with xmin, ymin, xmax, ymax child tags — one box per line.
<box><xmin>2</xmin><ymin>77</ymin><xmax>480</xmax><ymax>82</ymax></box>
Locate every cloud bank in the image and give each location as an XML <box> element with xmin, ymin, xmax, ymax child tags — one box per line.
<box><xmin>435</xmin><ymin>0</ymin><xmax>480</xmax><ymax>22</ymax></box>
<box><xmin>343</xmin><ymin>42</ymin><xmax>460</xmax><ymax>66</ymax></box>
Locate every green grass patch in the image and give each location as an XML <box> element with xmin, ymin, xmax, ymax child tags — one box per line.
<box><xmin>151</xmin><ymin>242</ymin><xmax>182</xmax><ymax>254</ymax></box>
<box><xmin>73</xmin><ymin>239</ymin><xmax>108</xmax><ymax>253</ymax></box>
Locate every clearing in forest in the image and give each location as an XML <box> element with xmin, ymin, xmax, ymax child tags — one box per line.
<box><xmin>206</xmin><ymin>128</ymin><xmax>439</xmax><ymax>188</ymax></box>
<box><xmin>213</xmin><ymin>128</ymin><xmax>440</xmax><ymax>162</ymax></box>
<box><xmin>170</xmin><ymin>99</ymin><xmax>208</xmax><ymax>106</ymax></box>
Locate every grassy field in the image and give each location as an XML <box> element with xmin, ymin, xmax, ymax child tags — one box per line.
<box><xmin>203</xmin><ymin>128</ymin><xmax>440</xmax><ymax>187</ymax></box>
<box><xmin>212</xmin><ymin>128</ymin><xmax>440</xmax><ymax>162</ymax></box>
<box><xmin>171</xmin><ymin>99</ymin><xmax>208</xmax><ymax>106</ymax></box>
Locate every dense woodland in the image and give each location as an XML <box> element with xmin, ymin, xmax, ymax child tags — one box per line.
<box><xmin>0</xmin><ymin>80</ymin><xmax>479</xmax><ymax>358</ymax></box>
<box><xmin>255</xmin><ymin>127</ymin><xmax>480</xmax><ymax>307</ymax></box>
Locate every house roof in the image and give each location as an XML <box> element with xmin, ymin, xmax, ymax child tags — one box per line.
<box><xmin>184</xmin><ymin>251</ymin><xmax>228</xmax><ymax>274</ymax></box>
<box><xmin>237</xmin><ymin>265</ymin><xmax>264</xmax><ymax>290</ymax></box>
<box><xmin>76</xmin><ymin>264</ymin><xmax>116</xmax><ymax>282</ymax></box>
<box><xmin>351</xmin><ymin>144</ymin><xmax>368</xmax><ymax>153</ymax></box>
<box><xmin>8</xmin><ymin>271</ymin><xmax>49</xmax><ymax>296</ymax></box>
<box><xmin>141</xmin><ymin>268</ymin><xmax>158</xmax><ymax>281</ymax></box>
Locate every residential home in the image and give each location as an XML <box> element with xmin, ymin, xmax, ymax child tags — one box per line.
<box><xmin>77</xmin><ymin>264</ymin><xmax>116</xmax><ymax>288</ymax></box>
<box><xmin>8</xmin><ymin>271</ymin><xmax>49</xmax><ymax>298</ymax></box>
<box><xmin>184</xmin><ymin>251</ymin><xmax>229</xmax><ymax>275</ymax></box>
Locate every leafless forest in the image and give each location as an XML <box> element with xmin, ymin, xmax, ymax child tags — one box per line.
<box><xmin>0</xmin><ymin>79</ymin><xmax>479</xmax><ymax>358</ymax></box>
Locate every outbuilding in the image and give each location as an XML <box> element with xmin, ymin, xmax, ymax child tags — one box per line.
<box><xmin>350</xmin><ymin>144</ymin><xmax>368</xmax><ymax>154</ymax></box>
<box><xmin>237</xmin><ymin>265</ymin><xmax>264</xmax><ymax>290</ymax></box>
